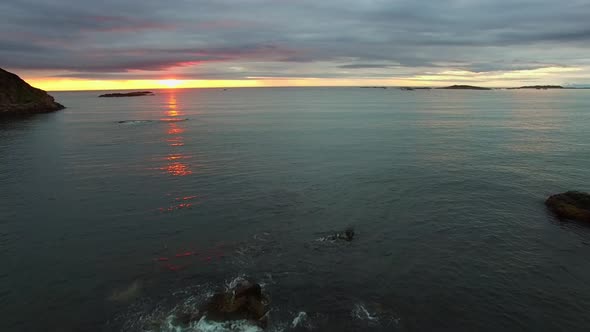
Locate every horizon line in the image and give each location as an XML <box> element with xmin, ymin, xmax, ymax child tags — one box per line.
<box><xmin>45</xmin><ymin>85</ymin><xmax>589</xmax><ymax>93</ymax></box>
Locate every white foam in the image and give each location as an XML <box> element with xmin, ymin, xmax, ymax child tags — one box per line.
<box><xmin>118</xmin><ymin>120</ymin><xmax>154</xmax><ymax>125</ymax></box>
<box><xmin>109</xmin><ymin>280</ymin><xmax>142</xmax><ymax>302</ymax></box>
<box><xmin>194</xmin><ymin>317</ymin><xmax>264</xmax><ymax>332</ymax></box>
<box><xmin>291</xmin><ymin>311</ymin><xmax>308</xmax><ymax>328</ymax></box>
<box><xmin>121</xmin><ymin>275</ymin><xmax>289</xmax><ymax>332</ymax></box>
<box><xmin>225</xmin><ymin>275</ymin><xmax>248</xmax><ymax>291</ymax></box>
<box><xmin>351</xmin><ymin>303</ymin><xmax>379</xmax><ymax>323</ymax></box>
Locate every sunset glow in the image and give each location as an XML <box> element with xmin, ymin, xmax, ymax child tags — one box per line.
<box><xmin>159</xmin><ymin>79</ymin><xmax>182</xmax><ymax>88</ymax></box>
<box><xmin>23</xmin><ymin>78</ymin><xmax>265</xmax><ymax>91</ymax></box>
<box><xmin>20</xmin><ymin>65</ymin><xmax>588</xmax><ymax>91</ymax></box>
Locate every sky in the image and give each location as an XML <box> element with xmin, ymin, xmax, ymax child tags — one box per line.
<box><xmin>1</xmin><ymin>0</ymin><xmax>590</xmax><ymax>90</ymax></box>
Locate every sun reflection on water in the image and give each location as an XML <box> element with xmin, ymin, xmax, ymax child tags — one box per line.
<box><xmin>166</xmin><ymin>94</ymin><xmax>179</xmax><ymax>117</ymax></box>
<box><xmin>161</xmin><ymin>92</ymin><xmax>192</xmax><ymax>176</ymax></box>
<box><xmin>165</xmin><ymin>162</ymin><xmax>193</xmax><ymax>176</ymax></box>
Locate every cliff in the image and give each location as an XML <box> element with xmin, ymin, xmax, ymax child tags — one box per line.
<box><xmin>0</xmin><ymin>68</ymin><xmax>64</xmax><ymax>116</ymax></box>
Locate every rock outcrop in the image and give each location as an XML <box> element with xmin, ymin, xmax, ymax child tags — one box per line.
<box><xmin>0</xmin><ymin>68</ymin><xmax>64</xmax><ymax>116</ymax></box>
<box><xmin>180</xmin><ymin>279</ymin><xmax>270</xmax><ymax>328</ymax></box>
<box><xmin>545</xmin><ymin>191</ymin><xmax>590</xmax><ymax>222</ymax></box>
<box><xmin>99</xmin><ymin>91</ymin><xmax>154</xmax><ymax>97</ymax></box>
<box><xmin>319</xmin><ymin>228</ymin><xmax>355</xmax><ymax>242</ymax></box>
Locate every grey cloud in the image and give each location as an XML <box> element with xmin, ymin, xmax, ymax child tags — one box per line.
<box><xmin>338</xmin><ymin>64</ymin><xmax>397</xmax><ymax>69</ymax></box>
<box><xmin>1</xmin><ymin>0</ymin><xmax>589</xmax><ymax>80</ymax></box>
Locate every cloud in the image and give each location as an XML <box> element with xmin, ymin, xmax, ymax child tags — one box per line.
<box><xmin>338</xmin><ymin>64</ymin><xmax>397</xmax><ymax>69</ymax></box>
<box><xmin>1</xmin><ymin>0</ymin><xmax>589</xmax><ymax>84</ymax></box>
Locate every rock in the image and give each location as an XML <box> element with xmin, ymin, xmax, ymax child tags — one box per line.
<box><xmin>99</xmin><ymin>91</ymin><xmax>154</xmax><ymax>97</ymax></box>
<box><xmin>344</xmin><ymin>228</ymin><xmax>355</xmax><ymax>241</ymax></box>
<box><xmin>199</xmin><ymin>279</ymin><xmax>270</xmax><ymax>327</ymax></box>
<box><xmin>116</xmin><ymin>119</ymin><xmax>188</xmax><ymax>125</ymax></box>
<box><xmin>545</xmin><ymin>191</ymin><xmax>590</xmax><ymax>222</ymax></box>
<box><xmin>0</xmin><ymin>67</ymin><xmax>65</xmax><ymax>116</ymax></box>
<box><xmin>235</xmin><ymin>281</ymin><xmax>263</xmax><ymax>299</ymax></box>
<box><xmin>322</xmin><ymin>227</ymin><xmax>355</xmax><ymax>242</ymax></box>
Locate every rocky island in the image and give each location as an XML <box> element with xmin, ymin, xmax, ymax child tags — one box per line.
<box><xmin>438</xmin><ymin>85</ymin><xmax>491</xmax><ymax>90</ymax></box>
<box><xmin>99</xmin><ymin>91</ymin><xmax>154</xmax><ymax>97</ymax></box>
<box><xmin>0</xmin><ymin>67</ymin><xmax>65</xmax><ymax>116</ymax></box>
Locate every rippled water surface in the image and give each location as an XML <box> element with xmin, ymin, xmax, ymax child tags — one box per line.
<box><xmin>1</xmin><ymin>88</ymin><xmax>590</xmax><ymax>331</ymax></box>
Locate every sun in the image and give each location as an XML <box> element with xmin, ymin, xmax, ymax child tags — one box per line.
<box><xmin>159</xmin><ymin>79</ymin><xmax>182</xmax><ymax>88</ymax></box>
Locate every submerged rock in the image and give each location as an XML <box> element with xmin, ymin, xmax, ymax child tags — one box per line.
<box><xmin>545</xmin><ymin>191</ymin><xmax>590</xmax><ymax>222</ymax></box>
<box><xmin>117</xmin><ymin>118</ymin><xmax>188</xmax><ymax>124</ymax></box>
<box><xmin>0</xmin><ymin>67</ymin><xmax>65</xmax><ymax>116</ymax></box>
<box><xmin>108</xmin><ymin>280</ymin><xmax>143</xmax><ymax>302</ymax></box>
<box><xmin>199</xmin><ymin>279</ymin><xmax>270</xmax><ymax>328</ymax></box>
<box><xmin>99</xmin><ymin>91</ymin><xmax>154</xmax><ymax>97</ymax></box>
<box><xmin>321</xmin><ymin>227</ymin><xmax>355</xmax><ymax>242</ymax></box>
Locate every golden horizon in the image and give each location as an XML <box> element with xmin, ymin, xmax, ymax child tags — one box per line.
<box><xmin>21</xmin><ymin>65</ymin><xmax>582</xmax><ymax>91</ymax></box>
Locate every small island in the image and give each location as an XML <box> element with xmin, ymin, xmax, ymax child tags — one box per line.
<box><xmin>438</xmin><ymin>85</ymin><xmax>491</xmax><ymax>90</ymax></box>
<box><xmin>99</xmin><ymin>91</ymin><xmax>155</xmax><ymax>97</ymax></box>
<box><xmin>0</xmin><ymin>67</ymin><xmax>65</xmax><ymax>116</ymax></box>
<box><xmin>511</xmin><ymin>85</ymin><xmax>564</xmax><ymax>90</ymax></box>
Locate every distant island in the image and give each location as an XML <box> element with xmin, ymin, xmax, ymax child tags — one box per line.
<box><xmin>400</xmin><ymin>87</ymin><xmax>432</xmax><ymax>91</ymax></box>
<box><xmin>99</xmin><ymin>91</ymin><xmax>155</xmax><ymax>97</ymax></box>
<box><xmin>361</xmin><ymin>84</ymin><xmax>584</xmax><ymax>91</ymax></box>
<box><xmin>0</xmin><ymin>67</ymin><xmax>64</xmax><ymax>116</ymax></box>
<box><xmin>438</xmin><ymin>85</ymin><xmax>492</xmax><ymax>90</ymax></box>
<box><xmin>510</xmin><ymin>85</ymin><xmax>564</xmax><ymax>90</ymax></box>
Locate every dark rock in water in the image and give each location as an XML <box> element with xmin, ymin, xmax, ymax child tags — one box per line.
<box><xmin>235</xmin><ymin>282</ymin><xmax>263</xmax><ymax>299</ymax></box>
<box><xmin>0</xmin><ymin>67</ymin><xmax>65</xmax><ymax>116</ymax></box>
<box><xmin>323</xmin><ymin>227</ymin><xmax>355</xmax><ymax>242</ymax></box>
<box><xmin>198</xmin><ymin>279</ymin><xmax>270</xmax><ymax>327</ymax></box>
<box><xmin>546</xmin><ymin>191</ymin><xmax>590</xmax><ymax>222</ymax></box>
<box><xmin>117</xmin><ymin>118</ymin><xmax>188</xmax><ymax>125</ymax></box>
<box><xmin>345</xmin><ymin>228</ymin><xmax>355</xmax><ymax>241</ymax></box>
<box><xmin>99</xmin><ymin>91</ymin><xmax>154</xmax><ymax>97</ymax></box>
<box><xmin>117</xmin><ymin>120</ymin><xmax>155</xmax><ymax>124</ymax></box>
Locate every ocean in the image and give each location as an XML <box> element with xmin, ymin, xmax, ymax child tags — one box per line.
<box><xmin>1</xmin><ymin>87</ymin><xmax>589</xmax><ymax>331</ymax></box>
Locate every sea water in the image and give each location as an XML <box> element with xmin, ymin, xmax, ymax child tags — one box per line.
<box><xmin>1</xmin><ymin>88</ymin><xmax>590</xmax><ymax>331</ymax></box>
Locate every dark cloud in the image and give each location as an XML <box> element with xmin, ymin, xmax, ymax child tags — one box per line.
<box><xmin>1</xmin><ymin>0</ymin><xmax>589</xmax><ymax>80</ymax></box>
